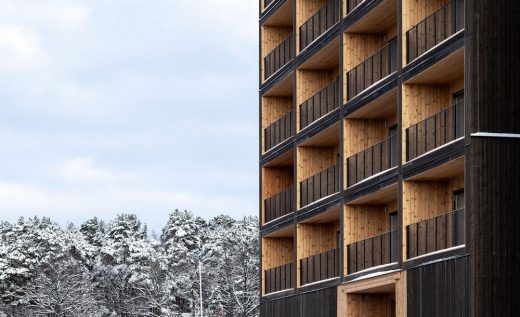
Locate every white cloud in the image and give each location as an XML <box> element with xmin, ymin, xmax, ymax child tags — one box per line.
<box><xmin>0</xmin><ymin>24</ymin><xmax>47</xmax><ymax>71</ymax></box>
<box><xmin>54</xmin><ymin>157</ymin><xmax>138</xmax><ymax>184</ymax></box>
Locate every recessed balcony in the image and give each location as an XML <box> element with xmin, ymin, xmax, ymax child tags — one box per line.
<box><xmin>299</xmin><ymin>0</ymin><xmax>340</xmax><ymax>51</ymax></box>
<box><xmin>346</xmin><ymin>38</ymin><xmax>397</xmax><ymax>101</ymax></box>
<box><xmin>344</xmin><ymin>184</ymin><xmax>399</xmax><ymax>275</ymax></box>
<box><xmin>297</xmin><ymin>124</ymin><xmax>341</xmax><ymax>209</ymax></box>
<box><xmin>297</xmin><ymin>207</ymin><xmax>341</xmax><ymax>287</ymax></box>
<box><xmin>263</xmin><ymin>227</ymin><xmax>295</xmax><ymax>295</ymax></box>
<box><xmin>344</xmin><ymin>89</ymin><xmax>398</xmax><ymax>187</ymax></box>
<box><xmin>262</xmin><ymin>150</ymin><xmax>294</xmax><ymax>225</ymax></box>
<box><xmin>404</xmin><ymin>0</ymin><xmax>464</xmax><ymax>64</ymax></box>
<box><xmin>299</xmin><ymin>78</ymin><xmax>340</xmax><ymax>130</ymax></box>
<box><xmin>406</xmin><ymin>99</ymin><xmax>463</xmax><ymax>161</ymax></box>
<box><xmin>403</xmin><ymin>157</ymin><xmax>465</xmax><ymax>260</ymax></box>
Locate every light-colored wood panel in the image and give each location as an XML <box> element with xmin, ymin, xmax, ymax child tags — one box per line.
<box><xmin>297</xmin><ymin>221</ymin><xmax>340</xmax><ymax>259</ymax></box>
<box><xmin>347</xmin><ymin>0</ymin><xmax>398</xmax><ymax>33</ymax></box>
<box><xmin>344</xmin><ymin>119</ymin><xmax>390</xmax><ymax>158</ymax></box>
<box><xmin>262</xmin><ymin>167</ymin><xmax>294</xmax><ymax>198</ymax></box>
<box><xmin>405</xmin><ymin>48</ymin><xmax>465</xmax><ymax>84</ymax></box>
<box><xmin>299</xmin><ymin>38</ymin><xmax>341</xmax><ymax>70</ymax></box>
<box><xmin>297</xmin><ymin>146</ymin><xmax>339</xmax><ymax>181</ymax></box>
<box><xmin>338</xmin><ymin>271</ymin><xmax>406</xmax><ymax>317</ymax></box>
<box><xmin>263</xmin><ymin>0</ymin><xmax>294</xmax><ymax>26</ymax></box>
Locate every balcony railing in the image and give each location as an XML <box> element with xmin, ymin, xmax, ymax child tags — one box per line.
<box><xmin>346</xmin><ymin>229</ymin><xmax>398</xmax><ymax>274</ymax></box>
<box><xmin>346</xmin><ymin>133</ymin><xmax>398</xmax><ymax>187</ymax></box>
<box><xmin>264</xmin><ymin>185</ymin><xmax>295</xmax><ymax>223</ymax></box>
<box><xmin>407</xmin><ymin>208</ymin><xmax>465</xmax><ymax>259</ymax></box>
<box><xmin>347</xmin><ymin>38</ymin><xmax>397</xmax><ymax>100</ymax></box>
<box><xmin>300</xmin><ymin>248</ymin><xmax>339</xmax><ymax>286</ymax></box>
<box><xmin>264</xmin><ymin>110</ymin><xmax>294</xmax><ymax>152</ymax></box>
<box><xmin>265</xmin><ymin>262</ymin><xmax>295</xmax><ymax>294</ymax></box>
<box><xmin>299</xmin><ymin>0</ymin><xmax>340</xmax><ymax>51</ymax></box>
<box><xmin>346</xmin><ymin>0</ymin><xmax>365</xmax><ymax>14</ymax></box>
<box><xmin>264</xmin><ymin>35</ymin><xmax>295</xmax><ymax>80</ymax></box>
<box><xmin>300</xmin><ymin>162</ymin><xmax>339</xmax><ymax>208</ymax></box>
<box><xmin>299</xmin><ymin>78</ymin><xmax>340</xmax><ymax>130</ymax></box>
<box><xmin>406</xmin><ymin>0</ymin><xmax>464</xmax><ymax>63</ymax></box>
<box><xmin>264</xmin><ymin>0</ymin><xmax>275</xmax><ymax>10</ymax></box>
<box><xmin>406</xmin><ymin>100</ymin><xmax>464</xmax><ymax>161</ymax></box>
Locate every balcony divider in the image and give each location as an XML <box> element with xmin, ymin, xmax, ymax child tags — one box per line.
<box><xmin>407</xmin><ymin>208</ymin><xmax>465</xmax><ymax>259</ymax></box>
<box><xmin>346</xmin><ymin>133</ymin><xmax>398</xmax><ymax>187</ymax></box>
<box><xmin>300</xmin><ymin>162</ymin><xmax>339</xmax><ymax>208</ymax></box>
<box><xmin>406</xmin><ymin>100</ymin><xmax>464</xmax><ymax>161</ymax></box>
<box><xmin>346</xmin><ymin>229</ymin><xmax>398</xmax><ymax>274</ymax></box>
<box><xmin>264</xmin><ymin>110</ymin><xmax>294</xmax><ymax>152</ymax></box>
<box><xmin>264</xmin><ymin>35</ymin><xmax>295</xmax><ymax>80</ymax></box>
<box><xmin>264</xmin><ymin>185</ymin><xmax>295</xmax><ymax>223</ymax></box>
<box><xmin>264</xmin><ymin>262</ymin><xmax>295</xmax><ymax>294</ymax></box>
<box><xmin>300</xmin><ymin>248</ymin><xmax>339</xmax><ymax>286</ymax></box>
<box><xmin>299</xmin><ymin>78</ymin><xmax>340</xmax><ymax>130</ymax></box>
<box><xmin>347</xmin><ymin>38</ymin><xmax>397</xmax><ymax>101</ymax></box>
<box><xmin>347</xmin><ymin>0</ymin><xmax>366</xmax><ymax>14</ymax></box>
<box><xmin>299</xmin><ymin>0</ymin><xmax>340</xmax><ymax>51</ymax></box>
<box><xmin>406</xmin><ymin>0</ymin><xmax>464</xmax><ymax>63</ymax></box>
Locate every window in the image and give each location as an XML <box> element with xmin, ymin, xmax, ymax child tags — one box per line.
<box><xmin>453</xmin><ymin>189</ymin><xmax>465</xmax><ymax>245</ymax></box>
<box><xmin>453</xmin><ymin>90</ymin><xmax>464</xmax><ymax>139</ymax></box>
<box><xmin>389</xmin><ymin>212</ymin><xmax>398</xmax><ymax>262</ymax></box>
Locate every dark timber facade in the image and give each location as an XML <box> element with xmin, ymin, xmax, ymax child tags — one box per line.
<box><xmin>258</xmin><ymin>0</ymin><xmax>520</xmax><ymax>316</ymax></box>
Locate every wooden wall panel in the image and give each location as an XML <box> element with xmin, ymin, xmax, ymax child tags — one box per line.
<box><xmin>263</xmin><ymin>237</ymin><xmax>295</xmax><ymax>269</ymax></box>
<box><xmin>297</xmin><ymin>146</ymin><xmax>338</xmax><ymax>181</ymax></box>
<box><xmin>344</xmin><ymin>120</ymin><xmax>388</xmax><ymax>158</ymax></box>
<box><xmin>407</xmin><ymin>256</ymin><xmax>468</xmax><ymax>317</ymax></box>
<box><xmin>262</xmin><ymin>167</ymin><xmax>294</xmax><ymax>198</ymax></box>
<box><xmin>296</xmin><ymin>0</ymin><xmax>328</xmax><ymax>53</ymax></box>
<box><xmin>347</xmin><ymin>294</ymin><xmax>393</xmax><ymax>317</ymax></box>
<box><xmin>344</xmin><ymin>205</ymin><xmax>390</xmax><ymax>245</ymax></box>
<box><xmin>297</xmin><ymin>220</ymin><xmax>340</xmax><ymax>259</ymax></box>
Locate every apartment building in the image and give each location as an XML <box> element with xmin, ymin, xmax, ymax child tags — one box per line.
<box><xmin>258</xmin><ymin>0</ymin><xmax>520</xmax><ymax>316</ymax></box>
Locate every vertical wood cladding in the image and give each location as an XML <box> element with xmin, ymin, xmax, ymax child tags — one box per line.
<box><xmin>261</xmin><ymin>287</ymin><xmax>337</xmax><ymax>317</ymax></box>
<box><xmin>468</xmin><ymin>138</ymin><xmax>520</xmax><ymax>316</ymax></box>
<box><xmin>467</xmin><ymin>0</ymin><xmax>520</xmax><ymax>134</ymax></box>
<box><xmin>407</xmin><ymin>256</ymin><xmax>468</xmax><ymax>317</ymax></box>
<box><xmin>467</xmin><ymin>0</ymin><xmax>520</xmax><ymax>315</ymax></box>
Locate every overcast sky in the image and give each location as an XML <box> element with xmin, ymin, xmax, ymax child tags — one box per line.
<box><xmin>0</xmin><ymin>0</ymin><xmax>259</xmax><ymax>233</ymax></box>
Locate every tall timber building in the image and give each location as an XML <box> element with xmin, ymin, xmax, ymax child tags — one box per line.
<box><xmin>258</xmin><ymin>0</ymin><xmax>520</xmax><ymax>316</ymax></box>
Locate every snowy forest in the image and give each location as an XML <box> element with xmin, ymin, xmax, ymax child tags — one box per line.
<box><xmin>0</xmin><ymin>211</ymin><xmax>259</xmax><ymax>317</ymax></box>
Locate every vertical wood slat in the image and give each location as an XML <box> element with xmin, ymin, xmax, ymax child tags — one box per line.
<box><xmin>265</xmin><ymin>185</ymin><xmax>294</xmax><ymax>223</ymax></box>
<box><xmin>406</xmin><ymin>208</ymin><xmax>465</xmax><ymax>259</ymax></box>
<box><xmin>264</xmin><ymin>110</ymin><xmax>294</xmax><ymax>152</ymax></box>
<box><xmin>300</xmin><ymin>248</ymin><xmax>339</xmax><ymax>286</ymax></box>
<box><xmin>346</xmin><ymin>230</ymin><xmax>398</xmax><ymax>275</ymax></box>
<box><xmin>299</xmin><ymin>0</ymin><xmax>339</xmax><ymax>51</ymax></box>
<box><xmin>346</xmin><ymin>38</ymin><xmax>398</xmax><ymax>101</ymax></box>
<box><xmin>405</xmin><ymin>0</ymin><xmax>464</xmax><ymax>63</ymax></box>
<box><xmin>346</xmin><ymin>133</ymin><xmax>398</xmax><ymax>187</ymax></box>
<box><xmin>264</xmin><ymin>35</ymin><xmax>294</xmax><ymax>80</ymax></box>
<box><xmin>405</xmin><ymin>100</ymin><xmax>464</xmax><ymax>161</ymax></box>
<box><xmin>264</xmin><ymin>262</ymin><xmax>295</xmax><ymax>294</ymax></box>
<box><xmin>299</xmin><ymin>162</ymin><xmax>339</xmax><ymax>208</ymax></box>
<box><xmin>299</xmin><ymin>78</ymin><xmax>340</xmax><ymax>130</ymax></box>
